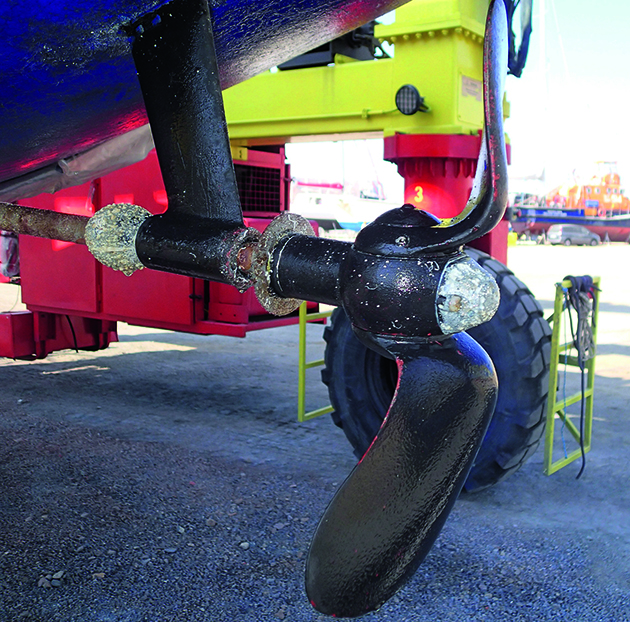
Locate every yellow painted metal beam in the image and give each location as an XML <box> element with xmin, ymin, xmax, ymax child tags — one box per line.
<box><xmin>377</xmin><ymin>0</ymin><xmax>488</xmax><ymax>39</ymax></box>
<box><xmin>223</xmin><ymin>0</ymin><xmax>490</xmax><ymax>145</ymax></box>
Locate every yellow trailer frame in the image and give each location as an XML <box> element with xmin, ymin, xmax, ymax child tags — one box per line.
<box><xmin>223</xmin><ymin>0</ymin><xmax>495</xmax><ymax>144</ymax></box>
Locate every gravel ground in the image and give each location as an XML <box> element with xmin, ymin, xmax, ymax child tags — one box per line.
<box><xmin>0</xmin><ymin>243</ymin><xmax>629</xmax><ymax>621</ymax></box>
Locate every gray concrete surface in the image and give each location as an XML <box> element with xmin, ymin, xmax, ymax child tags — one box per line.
<box><xmin>0</xmin><ymin>243</ymin><xmax>628</xmax><ymax>621</ymax></box>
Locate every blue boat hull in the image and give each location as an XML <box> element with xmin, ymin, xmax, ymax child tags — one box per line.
<box><xmin>0</xmin><ymin>0</ymin><xmax>405</xmax><ymax>184</ymax></box>
<box><xmin>514</xmin><ymin>208</ymin><xmax>630</xmax><ymax>242</ymax></box>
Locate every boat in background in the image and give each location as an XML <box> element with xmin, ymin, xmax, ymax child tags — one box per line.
<box><xmin>290</xmin><ymin>177</ymin><xmax>402</xmax><ymax>234</ymax></box>
<box><xmin>512</xmin><ymin>162</ymin><xmax>630</xmax><ymax>242</ymax></box>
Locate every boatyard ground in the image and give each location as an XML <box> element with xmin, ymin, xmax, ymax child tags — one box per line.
<box><xmin>0</xmin><ymin>242</ymin><xmax>628</xmax><ymax>621</ymax></box>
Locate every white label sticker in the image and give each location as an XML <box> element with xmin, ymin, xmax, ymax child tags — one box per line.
<box><xmin>462</xmin><ymin>76</ymin><xmax>482</xmax><ymax>102</ymax></box>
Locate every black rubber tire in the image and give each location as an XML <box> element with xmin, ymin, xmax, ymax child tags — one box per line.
<box><xmin>564</xmin><ymin>239</ymin><xmax>572</xmax><ymax>246</ymax></box>
<box><xmin>321</xmin><ymin>248</ymin><xmax>552</xmax><ymax>492</ymax></box>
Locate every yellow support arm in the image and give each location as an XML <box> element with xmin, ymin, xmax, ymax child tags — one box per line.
<box><xmin>223</xmin><ymin>0</ymin><xmax>492</xmax><ymax>145</ymax></box>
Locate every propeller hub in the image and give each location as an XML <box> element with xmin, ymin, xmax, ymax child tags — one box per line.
<box><xmin>340</xmin><ymin>205</ymin><xmax>500</xmax><ymax>338</ymax></box>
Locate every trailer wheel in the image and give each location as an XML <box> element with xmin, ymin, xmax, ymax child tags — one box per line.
<box><xmin>321</xmin><ymin>248</ymin><xmax>552</xmax><ymax>492</ymax></box>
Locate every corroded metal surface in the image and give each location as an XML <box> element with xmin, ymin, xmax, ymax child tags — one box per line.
<box><xmin>129</xmin><ymin>0</ymin><xmax>243</xmax><ymax>226</ymax></box>
<box><xmin>136</xmin><ymin>214</ymin><xmax>261</xmax><ymax>290</ymax></box>
<box><xmin>253</xmin><ymin>212</ymin><xmax>315</xmax><ymax>315</ymax></box>
<box><xmin>124</xmin><ymin>0</ymin><xmax>259</xmax><ymax>291</ymax></box>
<box><xmin>224</xmin><ymin>226</ymin><xmax>263</xmax><ymax>292</ymax></box>
<box><xmin>0</xmin><ymin>202</ymin><xmax>89</xmax><ymax>244</ymax></box>
<box><xmin>436</xmin><ymin>256</ymin><xmax>500</xmax><ymax>334</ymax></box>
<box><xmin>84</xmin><ymin>203</ymin><xmax>151</xmax><ymax>276</ymax></box>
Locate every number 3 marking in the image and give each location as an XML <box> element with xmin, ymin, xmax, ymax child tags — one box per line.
<box><xmin>414</xmin><ymin>185</ymin><xmax>423</xmax><ymax>204</ymax></box>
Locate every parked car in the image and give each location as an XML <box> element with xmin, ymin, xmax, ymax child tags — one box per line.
<box><xmin>547</xmin><ymin>224</ymin><xmax>601</xmax><ymax>246</ymax></box>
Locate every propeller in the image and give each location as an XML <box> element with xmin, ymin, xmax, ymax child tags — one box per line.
<box><xmin>301</xmin><ymin>1</ymin><xmax>509</xmax><ymax>615</ymax></box>
<box><xmin>306</xmin><ymin>333</ymin><xmax>498</xmax><ymax>616</ymax></box>
<box><xmin>0</xmin><ymin>1</ymin><xmax>510</xmax><ymax>616</ymax></box>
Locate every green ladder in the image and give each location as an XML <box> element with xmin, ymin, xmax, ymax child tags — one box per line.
<box><xmin>544</xmin><ymin>277</ymin><xmax>601</xmax><ymax>475</ymax></box>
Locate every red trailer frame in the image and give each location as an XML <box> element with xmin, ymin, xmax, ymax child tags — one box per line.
<box><xmin>0</xmin><ymin>148</ymin><xmax>317</xmax><ymax>358</ymax></box>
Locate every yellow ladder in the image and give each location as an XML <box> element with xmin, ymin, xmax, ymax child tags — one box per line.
<box><xmin>544</xmin><ymin>277</ymin><xmax>600</xmax><ymax>475</ymax></box>
<box><xmin>297</xmin><ymin>302</ymin><xmax>334</xmax><ymax>422</ymax></box>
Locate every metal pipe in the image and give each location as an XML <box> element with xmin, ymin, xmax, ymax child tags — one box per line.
<box><xmin>0</xmin><ymin>202</ymin><xmax>88</xmax><ymax>243</ymax></box>
<box><xmin>270</xmin><ymin>235</ymin><xmax>347</xmax><ymax>307</ymax></box>
<box><xmin>136</xmin><ymin>214</ymin><xmax>259</xmax><ymax>291</ymax></box>
<box><xmin>392</xmin><ymin>0</ymin><xmax>508</xmax><ymax>252</ymax></box>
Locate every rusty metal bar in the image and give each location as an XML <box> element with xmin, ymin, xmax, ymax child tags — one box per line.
<box><xmin>0</xmin><ymin>202</ymin><xmax>88</xmax><ymax>244</ymax></box>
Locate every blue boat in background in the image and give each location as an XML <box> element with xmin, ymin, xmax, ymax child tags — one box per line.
<box><xmin>513</xmin><ymin>206</ymin><xmax>630</xmax><ymax>243</ymax></box>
